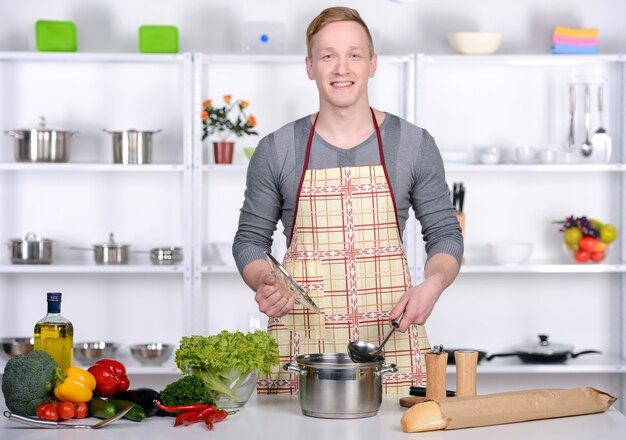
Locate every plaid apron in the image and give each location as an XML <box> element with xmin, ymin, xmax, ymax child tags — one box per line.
<box><xmin>257</xmin><ymin>110</ymin><xmax>430</xmax><ymax>395</ymax></box>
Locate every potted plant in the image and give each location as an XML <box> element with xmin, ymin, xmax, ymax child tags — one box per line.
<box><xmin>201</xmin><ymin>95</ymin><xmax>258</xmax><ymax>164</ymax></box>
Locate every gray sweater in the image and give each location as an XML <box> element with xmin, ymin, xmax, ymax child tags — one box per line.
<box><xmin>233</xmin><ymin>113</ymin><xmax>463</xmax><ymax>274</ymax></box>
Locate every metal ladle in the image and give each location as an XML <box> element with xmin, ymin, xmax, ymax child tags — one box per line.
<box><xmin>347</xmin><ymin>314</ymin><xmax>403</xmax><ymax>363</ymax></box>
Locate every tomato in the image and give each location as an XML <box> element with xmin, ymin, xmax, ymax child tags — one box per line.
<box><xmin>58</xmin><ymin>401</ymin><xmax>76</xmax><ymax>420</ymax></box>
<box><xmin>574</xmin><ymin>250</ymin><xmax>591</xmax><ymax>263</ymax></box>
<box><xmin>579</xmin><ymin>236</ymin><xmax>608</xmax><ymax>253</ymax></box>
<box><xmin>37</xmin><ymin>403</ymin><xmax>59</xmax><ymax>421</ymax></box>
<box><xmin>74</xmin><ymin>402</ymin><xmax>88</xmax><ymax>419</ymax></box>
<box><xmin>590</xmin><ymin>251</ymin><xmax>606</xmax><ymax>263</ymax></box>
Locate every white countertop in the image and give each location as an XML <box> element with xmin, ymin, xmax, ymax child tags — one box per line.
<box><xmin>2</xmin><ymin>393</ymin><xmax>626</xmax><ymax>440</ymax></box>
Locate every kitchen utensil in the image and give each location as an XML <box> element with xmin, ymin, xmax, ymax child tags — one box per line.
<box><xmin>443</xmin><ymin>348</ymin><xmax>488</xmax><ymax>365</ymax></box>
<box><xmin>283</xmin><ymin>353</ymin><xmax>397</xmax><ymax>418</ymax></box>
<box><xmin>93</xmin><ymin>233</ymin><xmax>129</xmax><ymax>264</ymax></box>
<box><xmin>347</xmin><ymin>314</ymin><xmax>402</xmax><ymax>363</ymax></box>
<box><xmin>73</xmin><ymin>341</ymin><xmax>120</xmax><ymax>365</ymax></box>
<box><xmin>425</xmin><ymin>345</ymin><xmax>448</xmax><ymax>399</ymax></box>
<box><xmin>454</xmin><ymin>351</ymin><xmax>478</xmax><ymax>397</ymax></box>
<box><xmin>4</xmin><ymin>406</ymin><xmax>131</xmax><ymax>429</ymax></box>
<box><xmin>8</xmin><ymin>232</ymin><xmax>53</xmax><ymax>264</ymax></box>
<box><xmin>149</xmin><ymin>247</ymin><xmax>183</xmax><ymax>265</ymax></box>
<box><xmin>591</xmin><ymin>84</ymin><xmax>612</xmax><ymax>163</ymax></box>
<box><xmin>130</xmin><ymin>342</ymin><xmax>173</xmax><ymax>366</ymax></box>
<box><xmin>103</xmin><ymin>128</ymin><xmax>161</xmax><ymax>164</ymax></box>
<box><xmin>0</xmin><ymin>337</ymin><xmax>34</xmax><ymax>361</ymax></box>
<box><xmin>581</xmin><ymin>85</ymin><xmax>592</xmax><ymax>157</ymax></box>
<box><xmin>486</xmin><ymin>334</ymin><xmax>601</xmax><ymax>364</ymax></box>
<box><xmin>448</xmin><ymin>32</ymin><xmax>502</xmax><ymax>55</ymax></box>
<box><xmin>475</xmin><ymin>146</ymin><xmax>502</xmax><ymax>164</ymax></box>
<box><xmin>4</xmin><ymin>117</ymin><xmax>78</xmax><ymax>163</ymax></box>
<box><xmin>566</xmin><ymin>85</ymin><xmax>576</xmax><ymax>153</ymax></box>
<box><xmin>409</xmin><ymin>386</ymin><xmax>456</xmax><ymax>397</ymax></box>
<box><xmin>265</xmin><ymin>251</ymin><xmax>321</xmax><ymax>313</ymax></box>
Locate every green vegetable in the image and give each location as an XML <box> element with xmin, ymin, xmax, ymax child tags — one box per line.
<box><xmin>107</xmin><ymin>398</ymin><xmax>146</xmax><ymax>422</ymax></box>
<box><xmin>87</xmin><ymin>397</ymin><xmax>116</xmax><ymax>419</ymax></box>
<box><xmin>1</xmin><ymin>350</ymin><xmax>61</xmax><ymax>416</ymax></box>
<box><xmin>175</xmin><ymin>331</ymin><xmax>279</xmax><ymax>403</ymax></box>
<box><xmin>159</xmin><ymin>375</ymin><xmax>215</xmax><ymax>408</ymax></box>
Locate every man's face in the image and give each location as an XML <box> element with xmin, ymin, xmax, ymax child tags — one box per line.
<box><xmin>306</xmin><ymin>21</ymin><xmax>377</xmax><ymax>111</ymax></box>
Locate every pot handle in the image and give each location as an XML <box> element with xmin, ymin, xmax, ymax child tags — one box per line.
<box><xmin>4</xmin><ymin>130</ymin><xmax>23</xmax><ymax>139</ymax></box>
<box><xmin>485</xmin><ymin>352</ymin><xmax>518</xmax><ymax>361</ymax></box>
<box><xmin>282</xmin><ymin>362</ymin><xmax>306</xmax><ymax>376</ymax></box>
<box><xmin>376</xmin><ymin>363</ymin><xmax>397</xmax><ymax>377</ymax></box>
<box><xmin>570</xmin><ymin>350</ymin><xmax>602</xmax><ymax>358</ymax></box>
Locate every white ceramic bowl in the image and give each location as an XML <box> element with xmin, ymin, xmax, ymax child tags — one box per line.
<box><xmin>488</xmin><ymin>242</ymin><xmax>533</xmax><ymax>265</ymax></box>
<box><xmin>475</xmin><ymin>146</ymin><xmax>503</xmax><ymax>164</ymax></box>
<box><xmin>537</xmin><ymin>149</ymin><xmax>558</xmax><ymax>164</ymax></box>
<box><xmin>448</xmin><ymin>32</ymin><xmax>503</xmax><ymax>55</ymax></box>
<box><xmin>514</xmin><ymin>147</ymin><xmax>537</xmax><ymax>164</ymax></box>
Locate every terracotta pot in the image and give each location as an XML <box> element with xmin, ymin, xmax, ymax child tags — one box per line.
<box><xmin>213</xmin><ymin>141</ymin><xmax>234</xmax><ymax>164</ymax></box>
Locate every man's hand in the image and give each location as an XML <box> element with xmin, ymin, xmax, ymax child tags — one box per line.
<box><xmin>243</xmin><ymin>259</ymin><xmax>295</xmax><ymax>318</ymax></box>
<box><xmin>390</xmin><ymin>253</ymin><xmax>460</xmax><ymax>332</ymax></box>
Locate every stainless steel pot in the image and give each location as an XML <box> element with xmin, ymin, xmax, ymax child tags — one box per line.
<box><xmin>8</xmin><ymin>232</ymin><xmax>53</xmax><ymax>264</ymax></box>
<box><xmin>5</xmin><ymin>117</ymin><xmax>78</xmax><ymax>163</ymax></box>
<box><xmin>103</xmin><ymin>129</ymin><xmax>161</xmax><ymax>164</ymax></box>
<box><xmin>283</xmin><ymin>353</ymin><xmax>397</xmax><ymax>419</ymax></box>
<box><xmin>93</xmin><ymin>233</ymin><xmax>130</xmax><ymax>265</ymax></box>
<box><xmin>150</xmin><ymin>247</ymin><xmax>183</xmax><ymax>265</ymax></box>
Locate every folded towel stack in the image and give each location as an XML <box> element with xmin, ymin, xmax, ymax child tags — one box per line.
<box><xmin>552</xmin><ymin>26</ymin><xmax>599</xmax><ymax>54</ymax></box>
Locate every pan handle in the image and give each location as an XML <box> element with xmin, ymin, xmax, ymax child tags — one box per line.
<box><xmin>570</xmin><ymin>350</ymin><xmax>602</xmax><ymax>358</ymax></box>
<box><xmin>485</xmin><ymin>352</ymin><xmax>519</xmax><ymax>361</ymax></box>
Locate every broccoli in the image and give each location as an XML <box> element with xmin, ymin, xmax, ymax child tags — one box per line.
<box><xmin>1</xmin><ymin>350</ymin><xmax>61</xmax><ymax>416</ymax></box>
<box><xmin>159</xmin><ymin>375</ymin><xmax>215</xmax><ymax>408</ymax></box>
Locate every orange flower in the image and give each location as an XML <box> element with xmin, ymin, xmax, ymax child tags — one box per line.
<box><xmin>247</xmin><ymin>115</ymin><xmax>257</xmax><ymax>127</ymax></box>
<box><xmin>202</xmin><ymin>99</ymin><xmax>212</xmax><ymax>109</ymax></box>
<box><xmin>239</xmin><ymin>100</ymin><xmax>249</xmax><ymax>109</ymax></box>
<box><xmin>201</xmin><ymin>111</ymin><xmax>209</xmax><ymax>120</ymax></box>
<box><xmin>223</xmin><ymin>95</ymin><xmax>232</xmax><ymax>104</ymax></box>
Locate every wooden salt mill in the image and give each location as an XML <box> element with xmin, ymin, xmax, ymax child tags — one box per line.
<box><xmin>425</xmin><ymin>344</ymin><xmax>448</xmax><ymax>399</ymax></box>
<box><xmin>454</xmin><ymin>350</ymin><xmax>478</xmax><ymax>397</ymax></box>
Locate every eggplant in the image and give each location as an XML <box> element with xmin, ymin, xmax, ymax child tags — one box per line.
<box><xmin>113</xmin><ymin>388</ymin><xmax>161</xmax><ymax>417</ymax></box>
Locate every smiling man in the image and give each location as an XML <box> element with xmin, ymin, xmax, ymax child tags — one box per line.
<box><xmin>233</xmin><ymin>6</ymin><xmax>463</xmax><ymax>395</ymax></box>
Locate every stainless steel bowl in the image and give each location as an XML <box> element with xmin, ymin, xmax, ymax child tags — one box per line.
<box><xmin>0</xmin><ymin>337</ymin><xmax>35</xmax><ymax>361</ymax></box>
<box><xmin>73</xmin><ymin>341</ymin><xmax>120</xmax><ymax>365</ymax></box>
<box><xmin>104</xmin><ymin>129</ymin><xmax>161</xmax><ymax>165</ymax></box>
<box><xmin>150</xmin><ymin>247</ymin><xmax>183</xmax><ymax>265</ymax></box>
<box><xmin>8</xmin><ymin>232</ymin><xmax>53</xmax><ymax>264</ymax></box>
<box><xmin>130</xmin><ymin>343</ymin><xmax>173</xmax><ymax>366</ymax></box>
<box><xmin>5</xmin><ymin>117</ymin><xmax>78</xmax><ymax>163</ymax></box>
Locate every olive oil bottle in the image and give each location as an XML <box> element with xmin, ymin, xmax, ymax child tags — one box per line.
<box><xmin>34</xmin><ymin>292</ymin><xmax>73</xmax><ymax>372</ymax></box>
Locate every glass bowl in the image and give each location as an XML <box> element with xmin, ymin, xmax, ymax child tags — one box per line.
<box><xmin>190</xmin><ymin>367</ymin><xmax>259</xmax><ymax>409</ymax></box>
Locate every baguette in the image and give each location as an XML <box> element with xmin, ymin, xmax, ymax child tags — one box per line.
<box><xmin>400</xmin><ymin>400</ymin><xmax>451</xmax><ymax>433</ymax></box>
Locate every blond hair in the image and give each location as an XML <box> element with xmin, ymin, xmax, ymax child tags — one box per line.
<box><xmin>306</xmin><ymin>7</ymin><xmax>375</xmax><ymax>58</ymax></box>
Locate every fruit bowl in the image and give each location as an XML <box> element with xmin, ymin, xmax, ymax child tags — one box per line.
<box><xmin>557</xmin><ymin>215</ymin><xmax>618</xmax><ymax>264</ymax></box>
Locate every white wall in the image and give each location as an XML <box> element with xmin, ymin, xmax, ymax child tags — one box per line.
<box><xmin>1</xmin><ymin>0</ymin><xmax>625</xmax><ymax>55</ymax></box>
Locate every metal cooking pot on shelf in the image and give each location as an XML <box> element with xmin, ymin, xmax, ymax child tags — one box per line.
<box><xmin>283</xmin><ymin>353</ymin><xmax>397</xmax><ymax>419</ymax></box>
<box><xmin>8</xmin><ymin>232</ymin><xmax>53</xmax><ymax>264</ymax></box>
<box><xmin>486</xmin><ymin>334</ymin><xmax>601</xmax><ymax>364</ymax></box>
<box><xmin>149</xmin><ymin>247</ymin><xmax>183</xmax><ymax>265</ymax></box>
<box><xmin>70</xmin><ymin>233</ymin><xmax>130</xmax><ymax>265</ymax></box>
<box><xmin>5</xmin><ymin>117</ymin><xmax>78</xmax><ymax>163</ymax></box>
<box><xmin>103</xmin><ymin>128</ymin><xmax>161</xmax><ymax>164</ymax></box>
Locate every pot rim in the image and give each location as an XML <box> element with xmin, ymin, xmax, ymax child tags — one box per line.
<box><xmin>103</xmin><ymin>128</ymin><xmax>162</xmax><ymax>135</ymax></box>
<box><xmin>295</xmin><ymin>352</ymin><xmax>383</xmax><ymax>369</ymax></box>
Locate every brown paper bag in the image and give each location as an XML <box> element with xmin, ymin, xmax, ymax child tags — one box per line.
<box><xmin>401</xmin><ymin>387</ymin><xmax>617</xmax><ymax>433</ymax></box>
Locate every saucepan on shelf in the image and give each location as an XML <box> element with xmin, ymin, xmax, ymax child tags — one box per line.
<box><xmin>69</xmin><ymin>233</ymin><xmax>130</xmax><ymax>265</ymax></box>
<box><xmin>4</xmin><ymin>116</ymin><xmax>78</xmax><ymax>163</ymax></box>
<box><xmin>486</xmin><ymin>334</ymin><xmax>601</xmax><ymax>364</ymax></box>
<box><xmin>7</xmin><ymin>232</ymin><xmax>54</xmax><ymax>264</ymax></box>
<box><xmin>103</xmin><ymin>128</ymin><xmax>161</xmax><ymax>164</ymax></box>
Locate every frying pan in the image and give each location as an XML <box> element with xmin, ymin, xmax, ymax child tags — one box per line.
<box><xmin>486</xmin><ymin>334</ymin><xmax>601</xmax><ymax>364</ymax></box>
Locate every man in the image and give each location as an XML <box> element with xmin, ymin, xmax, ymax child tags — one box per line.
<box><xmin>233</xmin><ymin>6</ymin><xmax>463</xmax><ymax>394</ymax></box>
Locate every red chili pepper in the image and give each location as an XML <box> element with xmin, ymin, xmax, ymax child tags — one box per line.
<box><xmin>181</xmin><ymin>406</ymin><xmax>217</xmax><ymax>426</ymax></box>
<box><xmin>174</xmin><ymin>411</ymin><xmax>199</xmax><ymax>427</ymax></box>
<box><xmin>204</xmin><ymin>409</ymin><xmax>228</xmax><ymax>430</ymax></box>
<box><xmin>154</xmin><ymin>400</ymin><xmax>213</xmax><ymax>413</ymax></box>
<box><xmin>87</xmin><ymin>359</ymin><xmax>130</xmax><ymax>398</ymax></box>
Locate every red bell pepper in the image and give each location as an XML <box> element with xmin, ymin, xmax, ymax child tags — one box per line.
<box><xmin>87</xmin><ymin>358</ymin><xmax>130</xmax><ymax>398</ymax></box>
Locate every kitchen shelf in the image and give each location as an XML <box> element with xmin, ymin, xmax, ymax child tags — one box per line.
<box><xmin>444</xmin><ymin>163</ymin><xmax>626</xmax><ymax>172</ymax></box>
<box><xmin>201</xmin><ymin>264</ymin><xmax>239</xmax><ymax>274</ymax></box>
<box><xmin>460</xmin><ymin>263</ymin><xmax>626</xmax><ymax>274</ymax></box>
<box><xmin>455</xmin><ymin>355</ymin><xmax>626</xmax><ymax>374</ymax></box>
<box><xmin>0</xmin><ymin>264</ymin><xmax>189</xmax><ymax>274</ymax></box>
<box><xmin>0</xmin><ymin>51</ymin><xmax>187</xmax><ymax>64</ymax></box>
<box><xmin>418</xmin><ymin>54</ymin><xmax>625</xmax><ymax>67</ymax></box>
<box><xmin>201</xmin><ymin>164</ymin><xmax>248</xmax><ymax>172</ymax></box>
<box><xmin>0</xmin><ymin>163</ymin><xmax>186</xmax><ymax>172</ymax></box>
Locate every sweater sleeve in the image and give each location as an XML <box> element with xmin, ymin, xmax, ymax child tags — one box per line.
<box><xmin>232</xmin><ymin>133</ymin><xmax>282</xmax><ymax>274</ymax></box>
<box><xmin>411</xmin><ymin>129</ymin><xmax>464</xmax><ymax>265</ymax></box>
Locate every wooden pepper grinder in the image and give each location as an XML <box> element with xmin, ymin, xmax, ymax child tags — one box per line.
<box><xmin>425</xmin><ymin>344</ymin><xmax>448</xmax><ymax>399</ymax></box>
<box><xmin>454</xmin><ymin>350</ymin><xmax>478</xmax><ymax>397</ymax></box>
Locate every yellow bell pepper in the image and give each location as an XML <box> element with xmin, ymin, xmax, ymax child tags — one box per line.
<box><xmin>54</xmin><ymin>366</ymin><xmax>97</xmax><ymax>402</ymax></box>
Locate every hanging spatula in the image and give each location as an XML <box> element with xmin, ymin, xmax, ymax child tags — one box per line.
<box><xmin>591</xmin><ymin>84</ymin><xmax>612</xmax><ymax>163</ymax></box>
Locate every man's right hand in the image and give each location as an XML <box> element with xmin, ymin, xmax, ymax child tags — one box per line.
<box><xmin>255</xmin><ymin>273</ymin><xmax>295</xmax><ymax>317</ymax></box>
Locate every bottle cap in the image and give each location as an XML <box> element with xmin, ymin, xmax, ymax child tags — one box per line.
<box><xmin>47</xmin><ymin>292</ymin><xmax>62</xmax><ymax>302</ymax></box>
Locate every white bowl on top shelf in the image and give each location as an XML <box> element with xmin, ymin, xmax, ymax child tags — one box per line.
<box><xmin>448</xmin><ymin>32</ymin><xmax>503</xmax><ymax>55</ymax></box>
<box><xmin>488</xmin><ymin>242</ymin><xmax>533</xmax><ymax>265</ymax></box>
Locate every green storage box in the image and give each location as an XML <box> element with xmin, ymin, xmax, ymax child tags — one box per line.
<box><xmin>139</xmin><ymin>25</ymin><xmax>179</xmax><ymax>53</ymax></box>
<box><xmin>35</xmin><ymin>20</ymin><xmax>77</xmax><ymax>52</ymax></box>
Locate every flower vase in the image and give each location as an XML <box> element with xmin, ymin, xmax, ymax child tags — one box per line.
<box><xmin>213</xmin><ymin>141</ymin><xmax>235</xmax><ymax>164</ymax></box>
